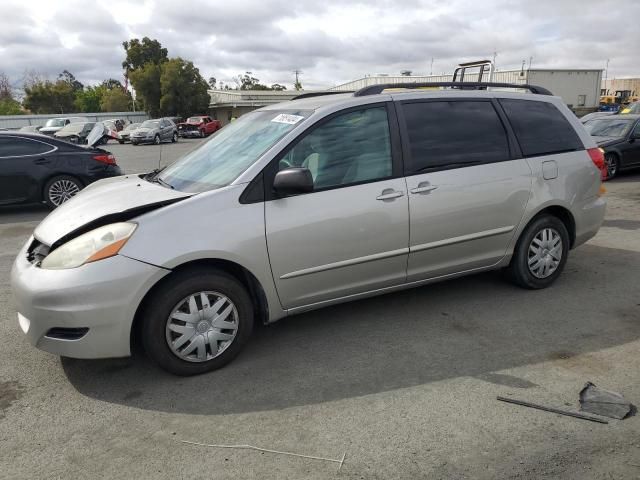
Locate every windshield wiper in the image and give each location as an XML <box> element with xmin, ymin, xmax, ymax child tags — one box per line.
<box><xmin>145</xmin><ymin>166</ymin><xmax>167</xmax><ymax>179</ymax></box>
<box><xmin>154</xmin><ymin>176</ymin><xmax>174</xmax><ymax>189</ymax></box>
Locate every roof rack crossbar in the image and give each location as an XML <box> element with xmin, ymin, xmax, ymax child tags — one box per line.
<box><xmin>353</xmin><ymin>82</ymin><xmax>553</xmax><ymax>97</ymax></box>
<box><xmin>292</xmin><ymin>91</ymin><xmax>354</xmax><ymax>100</ymax></box>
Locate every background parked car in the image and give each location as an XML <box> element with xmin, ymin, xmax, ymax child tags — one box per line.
<box><xmin>54</xmin><ymin>121</ymin><xmax>96</xmax><ymax>144</ymax></box>
<box><xmin>584</xmin><ymin>114</ymin><xmax>640</xmax><ymax>179</ymax></box>
<box><xmin>177</xmin><ymin>116</ymin><xmax>222</xmax><ymax>138</ymax></box>
<box><xmin>0</xmin><ymin>129</ymin><xmax>121</xmax><ymax>208</ymax></box>
<box><xmin>130</xmin><ymin>118</ymin><xmax>178</xmax><ymax>145</ymax></box>
<box><xmin>117</xmin><ymin>123</ymin><xmax>140</xmax><ymax>144</ymax></box>
<box><xmin>39</xmin><ymin>117</ymin><xmax>88</xmax><ymax>136</ymax></box>
<box><xmin>105</xmin><ymin>118</ymin><xmax>126</xmax><ymax>131</ymax></box>
<box><xmin>19</xmin><ymin>126</ymin><xmax>42</xmax><ymax>133</ymax></box>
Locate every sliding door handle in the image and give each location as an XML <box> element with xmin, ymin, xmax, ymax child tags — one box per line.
<box><xmin>410</xmin><ymin>183</ymin><xmax>438</xmax><ymax>194</ymax></box>
<box><xmin>376</xmin><ymin>189</ymin><xmax>404</xmax><ymax>201</ymax></box>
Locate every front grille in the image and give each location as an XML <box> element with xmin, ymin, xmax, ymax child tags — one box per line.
<box><xmin>27</xmin><ymin>238</ymin><xmax>50</xmax><ymax>266</ymax></box>
<box><xmin>45</xmin><ymin>327</ymin><xmax>89</xmax><ymax>340</ymax></box>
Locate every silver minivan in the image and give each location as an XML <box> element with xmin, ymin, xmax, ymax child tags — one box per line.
<box><xmin>11</xmin><ymin>84</ymin><xmax>607</xmax><ymax>375</ymax></box>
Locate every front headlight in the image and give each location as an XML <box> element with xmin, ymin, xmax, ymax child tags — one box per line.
<box><xmin>40</xmin><ymin>222</ymin><xmax>137</xmax><ymax>270</ymax></box>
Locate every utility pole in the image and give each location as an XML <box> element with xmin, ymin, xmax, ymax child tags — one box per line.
<box><xmin>293</xmin><ymin>69</ymin><xmax>303</xmax><ymax>91</ymax></box>
<box><xmin>492</xmin><ymin>50</ymin><xmax>497</xmax><ymax>69</ymax></box>
<box><xmin>430</xmin><ymin>57</ymin><xmax>434</xmax><ymax>76</ymax></box>
<box><xmin>604</xmin><ymin>59</ymin><xmax>610</xmax><ymax>95</ymax></box>
<box><xmin>528</xmin><ymin>56</ymin><xmax>533</xmax><ymax>70</ymax></box>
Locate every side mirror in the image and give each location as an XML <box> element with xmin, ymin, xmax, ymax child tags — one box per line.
<box><xmin>273</xmin><ymin>168</ymin><xmax>314</xmax><ymax>195</ymax></box>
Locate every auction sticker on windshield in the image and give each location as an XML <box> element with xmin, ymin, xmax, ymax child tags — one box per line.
<box><xmin>271</xmin><ymin>114</ymin><xmax>305</xmax><ymax>124</ymax></box>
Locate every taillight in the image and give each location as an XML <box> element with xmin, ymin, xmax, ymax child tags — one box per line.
<box><xmin>93</xmin><ymin>154</ymin><xmax>116</xmax><ymax>165</ymax></box>
<box><xmin>587</xmin><ymin>148</ymin><xmax>606</xmax><ymax>180</ymax></box>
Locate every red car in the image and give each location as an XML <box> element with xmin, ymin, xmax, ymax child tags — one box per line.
<box><xmin>177</xmin><ymin>116</ymin><xmax>222</xmax><ymax>138</ymax></box>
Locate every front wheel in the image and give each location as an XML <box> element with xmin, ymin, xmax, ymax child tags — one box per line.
<box><xmin>142</xmin><ymin>269</ymin><xmax>254</xmax><ymax>376</ymax></box>
<box><xmin>604</xmin><ymin>153</ymin><xmax>619</xmax><ymax>180</ymax></box>
<box><xmin>172</xmin><ymin>132</ymin><xmax>178</xmax><ymax>143</ymax></box>
<box><xmin>506</xmin><ymin>215</ymin><xmax>570</xmax><ymax>289</ymax></box>
<box><xmin>44</xmin><ymin>175</ymin><xmax>82</xmax><ymax>209</ymax></box>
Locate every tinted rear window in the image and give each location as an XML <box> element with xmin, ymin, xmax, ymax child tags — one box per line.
<box><xmin>0</xmin><ymin>137</ymin><xmax>53</xmax><ymax>157</ymax></box>
<box><xmin>402</xmin><ymin>100</ymin><xmax>510</xmax><ymax>173</ymax></box>
<box><xmin>499</xmin><ymin>99</ymin><xmax>583</xmax><ymax>157</ymax></box>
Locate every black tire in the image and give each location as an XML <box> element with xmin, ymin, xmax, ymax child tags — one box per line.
<box><xmin>132</xmin><ymin>141</ymin><xmax>138</xmax><ymax>146</ymax></box>
<box><xmin>118</xmin><ymin>140</ymin><xmax>125</xmax><ymax>144</ymax></box>
<box><xmin>43</xmin><ymin>175</ymin><xmax>83</xmax><ymax>209</ymax></box>
<box><xmin>506</xmin><ymin>215</ymin><xmax>570</xmax><ymax>289</ymax></box>
<box><xmin>172</xmin><ymin>132</ymin><xmax>178</xmax><ymax>143</ymax></box>
<box><xmin>154</xmin><ymin>134</ymin><xmax>161</xmax><ymax>145</ymax></box>
<box><xmin>604</xmin><ymin>153</ymin><xmax>619</xmax><ymax>180</ymax></box>
<box><xmin>141</xmin><ymin>268</ymin><xmax>254</xmax><ymax>376</ymax></box>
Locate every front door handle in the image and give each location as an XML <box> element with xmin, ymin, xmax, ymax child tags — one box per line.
<box><xmin>376</xmin><ymin>189</ymin><xmax>404</xmax><ymax>201</ymax></box>
<box><xmin>410</xmin><ymin>182</ymin><xmax>438</xmax><ymax>194</ymax></box>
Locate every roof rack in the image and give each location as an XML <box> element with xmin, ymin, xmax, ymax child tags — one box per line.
<box><xmin>353</xmin><ymin>82</ymin><xmax>553</xmax><ymax>97</ymax></box>
<box><xmin>453</xmin><ymin>60</ymin><xmax>494</xmax><ymax>83</ymax></box>
<box><xmin>292</xmin><ymin>91</ymin><xmax>354</xmax><ymax>100</ymax></box>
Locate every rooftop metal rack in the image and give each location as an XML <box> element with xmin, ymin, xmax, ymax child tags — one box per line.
<box><xmin>353</xmin><ymin>82</ymin><xmax>553</xmax><ymax>97</ymax></box>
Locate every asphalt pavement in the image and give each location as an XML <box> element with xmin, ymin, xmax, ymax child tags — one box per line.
<box><xmin>0</xmin><ymin>145</ymin><xmax>639</xmax><ymax>479</ymax></box>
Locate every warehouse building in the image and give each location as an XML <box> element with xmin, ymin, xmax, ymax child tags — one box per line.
<box><xmin>601</xmin><ymin>78</ymin><xmax>640</xmax><ymax>96</ymax></box>
<box><xmin>208</xmin><ymin>89</ymin><xmax>318</xmax><ymax>125</ymax></box>
<box><xmin>330</xmin><ymin>68</ymin><xmax>603</xmax><ymax>115</ymax></box>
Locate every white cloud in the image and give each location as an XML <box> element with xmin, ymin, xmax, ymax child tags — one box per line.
<box><xmin>1</xmin><ymin>0</ymin><xmax>638</xmax><ymax>91</ymax></box>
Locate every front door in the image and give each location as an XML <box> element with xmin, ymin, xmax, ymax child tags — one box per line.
<box><xmin>265</xmin><ymin>104</ymin><xmax>409</xmax><ymax>309</ymax></box>
<box><xmin>397</xmin><ymin>99</ymin><xmax>532</xmax><ymax>281</ymax></box>
<box><xmin>0</xmin><ymin>136</ymin><xmax>54</xmax><ymax>204</ymax></box>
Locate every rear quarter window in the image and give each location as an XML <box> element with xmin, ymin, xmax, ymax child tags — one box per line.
<box><xmin>499</xmin><ymin>99</ymin><xmax>584</xmax><ymax>157</ymax></box>
<box><xmin>0</xmin><ymin>137</ymin><xmax>54</xmax><ymax>157</ymax></box>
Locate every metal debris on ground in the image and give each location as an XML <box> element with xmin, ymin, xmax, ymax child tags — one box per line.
<box><xmin>579</xmin><ymin>382</ymin><xmax>635</xmax><ymax>420</ymax></box>
<box><xmin>497</xmin><ymin>396</ymin><xmax>608</xmax><ymax>424</ymax></box>
<box><xmin>180</xmin><ymin>440</ymin><xmax>347</xmax><ymax>472</ymax></box>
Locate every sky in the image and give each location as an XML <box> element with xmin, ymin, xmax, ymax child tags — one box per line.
<box><xmin>1</xmin><ymin>0</ymin><xmax>639</xmax><ymax>92</ymax></box>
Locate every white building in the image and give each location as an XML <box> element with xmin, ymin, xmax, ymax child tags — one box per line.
<box><xmin>330</xmin><ymin>69</ymin><xmax>603</xmax><ymax>114</ymax></box>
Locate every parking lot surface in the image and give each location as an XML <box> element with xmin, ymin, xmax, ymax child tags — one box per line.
<box><xmin>0</xmin><ymin>143</ymin><xmax>639</xmax><ymax>479</ymax></box>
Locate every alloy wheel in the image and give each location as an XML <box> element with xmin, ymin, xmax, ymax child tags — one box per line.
<box><xmin>165</xmin><ymin>291</ymin><xmax>239</xmax><ymax>362</ymax></box>
<box><xmin>48</xmin><ymin>179</ymin><xmax>80</xmax><ymax>206</ymax></box>
<box><xmin>527</xmin><ymin>228</ymin><xmax>563</xmax><ymax>279</ymax></box>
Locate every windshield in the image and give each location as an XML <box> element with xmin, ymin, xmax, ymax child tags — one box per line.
<box><xmin>620</xmin><ymin>103</ymin><xmax>640</xmax><ymax>114</ymax></box>
<box><xmin>141</xmin><ymin>120</ymin><xmax>160</xmax><ymax>128</ymax></box>
<box><xmin>45</xmin><ymin>119</ymin><xmax>65</xmax><ymax>128</ymax></box>
<box><xmin>584</xmin><ymin>118</ymin><xmax>635</xmax><ymax>137</ymax></box>
<box><xmin>187</xmin><ymin>117</ymin><xmax>204</xmax><ymax>123</ymax></box>
<box><xmin>158</xmin><ymin>110</ymin><xmax>310</xmax><ymax>192</ymax></box>
<box><xmin>58</xmin><ymin>123</ymin><xmax>87</xmax><ymax>134</ymax></box>
<box><xmin>125</xmin><ymin>123</ymin><xmax>140</xmax><ymax>131</ymax></box>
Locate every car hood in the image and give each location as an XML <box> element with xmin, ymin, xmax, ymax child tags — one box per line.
<box><xmin>593</xmin><ymin>136</ymin><xmax>623</xmax><ymax>147</ymax></box>
<box><xmin>34</xmin><ymin>174</ymin><xmax>192</xmax><ymax>247</ymax></box>
<box><xmin>40</xmin><ymin>126</ymin><xmax>62</xmax><ymax>133</ymax></box>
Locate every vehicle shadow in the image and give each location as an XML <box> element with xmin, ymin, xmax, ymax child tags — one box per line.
<box><xmin>61</xmin><ymin>244</ymin><xmax>640</xmax><ymax>415</ymax></box>
<box><xmin>0</xmin><ymin>204</ymin><xmax>49</xmax><ymax>225</ymax></box>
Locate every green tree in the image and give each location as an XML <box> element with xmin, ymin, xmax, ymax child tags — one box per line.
<box><xmin>270</xmin><ymin>83</ymin><xmax>287</xmax><ymax>91</ymax></box>
<box><xmin>123</xmin><ymin>37</ymin><xmax>168</xmax><ymax>116</ymax></box>
<box><xmin>0</xmin><ymin>72</ymin><xmax>22</xmax><ymax>114</ymax></box>
<box><xmin>0</xmin><ymin>98</ymin><xmax>22</xmax><ymax>115</ymax></box>
<box><xmin>23</xmin><ymin>79</ymin><xmax>75</xmax><ymax>114</ymax></box>
<box><xmin>74</xmin><ymin>85</ymin><xmax>106</xmax><ymax>112</ymax></box>
<box><xmin>122</xmin><ymin>37</ymin><xmax>168</xmax><ymax>72</ymax></box>
<box><xmin>159</xmin><ymin>58</ymin><xmax>209</xmax><ymax>117</ymax></box>
<box><xmin>58</xmin><ymin>70</ymin><xmax>83</xmax><ymax>92</ymax></box>
<box><xmin>101</xmin><ymin>87</ymin><xmax>131</xmax><ymax>112</ymax></box>
<box><xmin>129</xmin><ymin>62</ymin><xmax>162</xmax><ymax>116</ymax></box>
<box><xmin>102</xmin><ymin>78</ymin><xmax>125</xmax><ymax>90</ymax></box>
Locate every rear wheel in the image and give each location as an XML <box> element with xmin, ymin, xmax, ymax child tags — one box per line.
<box><xmin>44</xmin><ymin>175</ymin><xmax>82</xmax><ymax>209</ymax></box>
<box><xmin>604</xmin><ymin>153</ymin><xmax>619</xmax><ymax>180</ymax></box>
<box><xmin>142</xmin><ymin>268</ymin><xmax>254</xmax><ymax>376</ymax></box>
<box><xmin>506</xmin><ymin>215</ymin><xmax>570</xmax><ymax>289</ymax></box>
